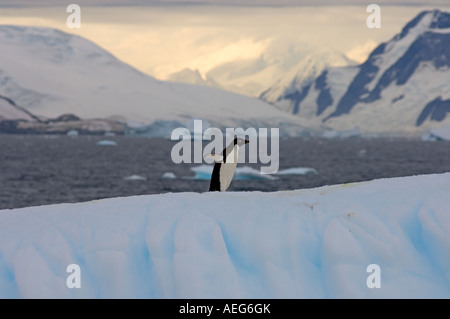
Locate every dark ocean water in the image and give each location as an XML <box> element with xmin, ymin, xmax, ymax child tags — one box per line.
<box><xmin>1</xmin><ymin>134</ymin><xmax>450</xmax><ymax>209</ymax></box>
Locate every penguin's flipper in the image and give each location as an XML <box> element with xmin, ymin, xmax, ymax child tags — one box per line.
<box><xmin>204</xmin><ymin>153</ymin><xmax>223</xmax><ymax>163</ymax></box>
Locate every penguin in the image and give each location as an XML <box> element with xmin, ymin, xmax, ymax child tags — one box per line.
<box><xmin>208</xmin><ymin>137</ymin><xmax>249</xmax><ymax>192</ymax></box>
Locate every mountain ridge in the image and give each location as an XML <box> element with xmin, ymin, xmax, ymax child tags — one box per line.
<box><xmin>270</xmin><ymin>9</ymin><xmax>450</xmax><ymax>135</ymax></box>
<box><xmin>2</xmin><ymin>10</ymin><xmax>450</xmax><ymax>136</ymax></box>
<box><xmin>0</xmin><ymin>24</ymin><xmax>313</xmax><ymax>136</ymax></box>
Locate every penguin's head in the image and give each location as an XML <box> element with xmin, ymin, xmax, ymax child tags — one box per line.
<box><xmin>234</xmin><ymin>137</ymin><xmax>249</xmax><ymax>146</ymax></box>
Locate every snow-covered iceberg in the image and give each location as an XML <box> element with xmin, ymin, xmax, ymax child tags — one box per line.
<box><xmin>190</xmin><ymin>165</ymin><xmax>277</xmax><ymax>181</ymax></box>
<box><xmin>276</xmin><ymin>167</ymin><xmax>318</xmax><ymax>175</ymax></box>
<box><xmin>428</xmin><ymin>125</ymin><xmax>450</xmax><ymax>141</ymax></box>
<box><xmin>161</xmin><ymin>172</ymin><xmax>177</xmax><ymax>179</ymax></box>
<box><xmin>96</xmin><ymin>140</ymin><xmax>117</xmax><ymax>146</ymax></box>
<box><xmin>0</xmin><ymin>173</ymin><xmax>449</xmax><ymax>298</ymax></box>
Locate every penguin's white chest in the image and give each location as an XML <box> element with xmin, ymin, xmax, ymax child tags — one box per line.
<box><xmin>219</xmin><ymin>145</ymin><xmax>239</xmax><ymax>191</ymax></box>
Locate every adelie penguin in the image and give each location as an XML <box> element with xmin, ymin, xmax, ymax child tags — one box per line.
<box><xmin>208</xmin><ymin>137</ymin><xmax>249</xmax><ymax>192</ymax></box>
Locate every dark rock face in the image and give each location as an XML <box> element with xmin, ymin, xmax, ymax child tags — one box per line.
<box><xmin>396</xmin><ymin>10</ymin><xmax>429</xmax><ymax>40</ymax></box>
<box><xmin>282</xmin><ymin>83</ymin><xmax>311</xmax><ymax>115</ymax></box>
<box><xmin>417</xmin><ymin>97</ymin><xmax>450</xmax><ymax>126</ymax></box>
<box><xmin>0</xmin><ymin>94</ymin><xmax>41</xmax><ymax>122</ymax></box>
<box><xmin>315</xmin><ymin>70</ymin><xmax>333</xmax><ymax>116</ymax></box>
<box><xmin>324</xmin><ymin>43</ymin><xmax>386</xmax><ymax>121</ymax></box>
<box><xmin>51</xmin><ymin>114</ymin><xmax>81</xmax><ymax>122</ymax></box>
<box><xmin>429</xmin><ymin>9</ymin><xmax>450</xmax><ymax>29</ymax></box>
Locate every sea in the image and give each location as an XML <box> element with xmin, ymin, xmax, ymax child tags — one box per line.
<box><xmin>1</xmin><ymin>134</ymin><xmax>449</xmax><ymax>209</ymax></box>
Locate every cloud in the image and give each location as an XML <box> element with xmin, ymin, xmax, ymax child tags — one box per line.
<box><xmin>346</xmin><ymin>40</ymin><xmax>379</xmax><ymax>63</ymax></box>
<box><xmin>0</xmin><ymin>4</ymin><xmax>448</xmax><ymax>81</ymax></box>
<box><xmin>1</xmin><ymin>0</ymin><xmax>450</xmax><ymax>7</ymax></box>
<box><xmin>160</xmin><ymin>37</ymin><xmax>272</xmax><ymax>78</ymax></box>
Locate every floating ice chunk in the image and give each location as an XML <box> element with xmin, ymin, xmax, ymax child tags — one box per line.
<box><xmin>357</xmin><ymin>149</ymin><xmax>367</xmax><ymax>157</ymax></box>
<box><xmin>162</xmin><ymin>172</ymin><xmax>177</xmax><ymax>179</ymax></box>
<box><xmin>276</xmin><ymin>167</ymin><xmax>318</xmax><ymax>175</ymax></box>
<box><xmin>323</xmin><ymin>130</ymin><xmax>339</xmax><ymax>139</ymax></box>
<box><xmin>190</xmin><ymin>165</ymin><xmax>277</xmax><ymax>180</ymax></box>
<box><xmin>421</xmin><ymin>134</ymin><xmax>438</xmax><ymax>141</ymax></box>
<box><xmin>428</xmin><ymin>125</ymin><xmax>450</xmax><ymax>141</ymax></box>
<box><xmin>97</xmin><ymin>140</ymin><xmax>117</xmax><ymax>146</ymax></box>
<box><xmin>189</xmin><ymin>165</ymin><xmax>213</xmax><ymax>180</ymax></box>
<box><xmin>124</xmin><ymin>175</ymin><xmax>146</xmax><ymax>181</ymax></box>
<box><xmin>67</xmin><ymin>130</ymin><xmax>79</xmax><ymax>137</ymax></box>
<box><xmin>235</xmin><ymin>166</ymin><xmax>277</xmax><ymax>180</ymax></box>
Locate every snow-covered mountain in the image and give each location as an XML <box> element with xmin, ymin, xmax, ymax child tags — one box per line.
<box><xmin>167</xmin><ymin>42</ymin><xmax>353</xmax><ymax>102</ymax></box>
<box><xmin>167</xmin><ymin>68</ymin><xmax>220</xmax><ymax>88</ymax></box>
<box><xmin>0</xmin><ymin>94</ymin><xmax>37</xmax><ymax>121</ymax></box>
<box><xmin>260</xmin><ymin>49</ymin><xmax>352</xmax><ymax>111</ymax></box>
<box><xmin>0</xmin><ymin>94</ymin><xmax>126</xmax><ymax>134</ymax></box>
<box><xmin>273</xmin><ymin>9</ymin><xmax>450</xmax><ymax>135</ymax></box>
<box><xmin>0</xmin><ymin>25</ymin><xmax>312</xmax><ymax>136</ymax></box>
<box><xmin>3</xmin><ymin>9</ymin><xmax>449</xmax><ymax>137</ymax></box>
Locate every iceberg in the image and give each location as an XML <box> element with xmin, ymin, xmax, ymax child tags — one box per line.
<box><xmin>189</xmin><ymin>165</ymin><xmax>213</xmax><ymax>180</ymax></box>
<box><xmin>421</xmin><ymin>133</ymin><xmax>438</xmax><ymax>141</ymax></box>
<box><xmin>67</xmin><ymin>130</ymin><xmax>79</xmax><ymax>137</ymax></box>
<box><xmin>162</xmin><ymin>172</ymin><xmax>177</xmax><ymax>179</ymax></box>
<box><xmin>0</xmin><ymin>173</ymin><xmax>449</xmax><ymax>298</ymax></box>
<box><xmin>276</xmin><ymin>167</ymin><xmax>318</xmax><ymax>175</ymax></box>
<box><xmin>428</xmin><ymin>125</ymin><xmax>450</xmax><ymax>141</ymax></box>
<box><xmin>96</xmin><ymin>140</ymin><xmax>117</xmax><ymax>146</ymax></box>
<box><xmin>233</xmin><ymin>166</ymin><xmax>278</xmax><ymax>180</ymax></box>
<box><xmin>190</xmin><ymin>165</ymin><xmax>277</xmax><ymax>181</ymax></box>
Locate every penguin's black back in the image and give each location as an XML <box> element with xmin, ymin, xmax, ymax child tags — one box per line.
<box><xmin>208</xmin><ymin>145</ymin><xmax>230</xmax><ymax>192</ymax></box>
<box><xmin>209</xmin><ymin>162</ymin><xmax>221</xmax><ymax>191</ymax></box>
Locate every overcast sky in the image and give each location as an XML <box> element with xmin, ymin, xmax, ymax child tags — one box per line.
<box><xmin>0</xmin><ymin>0</ymin><xmax>449</xmax><ymax>6</ymax></box>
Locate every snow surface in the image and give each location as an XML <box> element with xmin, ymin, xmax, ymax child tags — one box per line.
<box><xmin>0</xmin><ymin>173</ymin><xmax>449</xmax><ymax>298</ymax></box>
